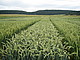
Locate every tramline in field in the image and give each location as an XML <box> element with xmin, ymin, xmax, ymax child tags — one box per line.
<box><xmin>1</xmin><ymin>19</ymin><xmax>68</xmax><ymax>60</ymax></box>
<box><xmin>0</xmin><ymin>15</ymin><xmax>80</xmax><ymax>60</ymax></box>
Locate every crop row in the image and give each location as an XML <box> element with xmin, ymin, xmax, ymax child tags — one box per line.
<box><xmin>50</xmin><ymin>17</ymin><xmax>80</xmax><ymax>60</ymax></box>
<box><xmin>0</xmin><ymin>19</ymin><xmax>70</xmax><ymax>60</ymax></box>
<box><xmin>0</xmin><ymin>17</ymin><xmax>41</xmax><ymax>47</ymax></box>
<box><xmin>66</xmin><ymin>20</ymin><xmax>80</xmax><ymax>26</ymax></box>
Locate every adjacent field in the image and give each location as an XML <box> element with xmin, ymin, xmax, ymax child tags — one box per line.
<box><xmin>0</xmin><ymin>15</ymin><xmax>80</xmax><ymax>60</ymax></box>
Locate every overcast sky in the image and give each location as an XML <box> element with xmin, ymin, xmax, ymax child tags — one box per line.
<box><xmin>0</xmin><ymin>0</ymin><xmax>80</xmax><ymax>12</ymax></box>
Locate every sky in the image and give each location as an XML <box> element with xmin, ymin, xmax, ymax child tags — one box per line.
<box><xmin>0</xmin><ymin>0</ymin><xmax>80</xmax><ymax>12</ymax></box>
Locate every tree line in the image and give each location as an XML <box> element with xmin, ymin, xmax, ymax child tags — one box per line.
<box><xmin>0</xmin><ymin>10</ymin><xmax>80</xmax><ymax>15</ymax></box>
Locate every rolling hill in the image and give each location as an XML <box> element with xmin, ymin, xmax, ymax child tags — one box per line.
<box><xmin>0</xmin><ymin>10</ymin><xmax>80</xmax><ymax>15</ymax></box>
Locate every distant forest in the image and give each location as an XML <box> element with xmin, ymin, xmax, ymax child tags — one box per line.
<box><xmin>0</xmin><ymin>10</ymin><xmax>80</xmax><ymax>15</ymax></box>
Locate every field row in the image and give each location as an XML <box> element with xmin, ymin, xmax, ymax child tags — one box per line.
<box><xmin>0</xmin><ymin>15</ymin><xmax>80</xmax><ymax>60</ymax></box>
<box><xmin>0</xmin><ymin>17</ymin><xmax>41</xmax><ymax>46</ymax></box>
<box><xmin>0</xmin><ymin>18</ymin><xmax>70</xmax><ymax>60</ymax></box>
<box><xmin>50</xmin><ymin>17</ymin><xmax>80</xmax><ymax>60</ymax></box>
